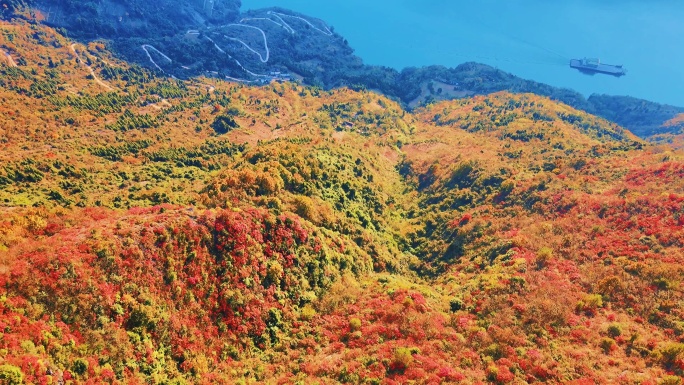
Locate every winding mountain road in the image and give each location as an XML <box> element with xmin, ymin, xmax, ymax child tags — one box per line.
<box><xmin>267</xmin><ymin>11</ymin><xmax>333</xmax><ymax>36</ymax></box>
<box><xmin>203</xmin><ymin>36</ymin><xmax>226</xmax><ymax>54</ymax></box>
<box><xmin>240</xmin><ymin>17</ymin><xmax>290</xmax><ymax>33</ymax></box>
<box><xmin>218</xmin><ymin>24</ymin><xmax>270</xmax><ymax>63</ymax></box>
<box><xmin>261</xmin><ymin>13</ymin><xmax>295</xmax><ymax>34</ymax></box>
<box><xmin>70</xmin><ymin>43</ymin><xmax>114</xmax><ymax>90</ymax></box>
<box><xmin>141</xmin><ymin>11</ymin><xmax>333</xmax><ymax>83</ymax></box>
<box><xmin>204</xmin><ymin>35</ymin><xmax>269</xmax><ymax>80</ymax></box>
<box><xmin>141</xmin><ymin>44</ymin><xmax>173</xmax><ymax>73</ymax></box>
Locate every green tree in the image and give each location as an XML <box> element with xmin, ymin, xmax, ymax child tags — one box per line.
<box><xmin>0</xmin><ymin>365</ymin><xmax>24</xmax><ymax>385</ymax></box>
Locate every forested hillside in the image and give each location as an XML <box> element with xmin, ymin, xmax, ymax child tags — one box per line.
<box><xmin>2</xmin><ymin>19</ymin><xmax>684</xmax><ymax>384</ymax></box>
<box><xmin>3</xmin><ymin>0</ymin><xmax>682</xmax><ymax>139</ymax></box>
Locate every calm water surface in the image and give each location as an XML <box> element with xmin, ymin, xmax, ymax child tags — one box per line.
<box><xmin>242</xmin><ymin>0</ymin><xmax>684</xmax><ymax>106</ymax></box>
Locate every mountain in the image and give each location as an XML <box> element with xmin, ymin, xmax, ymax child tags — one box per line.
<box><xmin>3</xmin><ymin>1</ymin><xmax>682</xmax><ymax>140</ymax></box>
<box><xmin>588</xmin><ymin>94</ymin><xmax>684</xmax><ymax>138</ymax></box>
<box><xmin>2</xmin><ymin>0</ymin><xmax>241</xmax><ymax>37</ymax></box>
<box><xmin>3</xmin><ymin>20</ymin><xmax>684</xmax><ymax>384</ymax></box>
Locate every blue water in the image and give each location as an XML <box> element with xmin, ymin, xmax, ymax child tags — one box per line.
<box><xmin>242</xmin><ymin>0</ymin><xmax>684</xmax><ymax>107</ymax></box>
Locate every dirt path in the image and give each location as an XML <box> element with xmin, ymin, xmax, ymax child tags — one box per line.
<box><xmin>204</xmin><ymin>35</ymin><xmax>269</xmax><ymax>81</ymax></box>
<box><xmin>218</xmin><ymin>24</ymin><xmax>270</xmax><ymax>63</ymax></box>
<box><xmin>267</xmin><ymin>11</ymin><xmax>333</xmax><ymax>36</ymax></box>
<box><xmin>70</xmin><ymin>44</ymin><xmax>114</xmax><ymax>90</ymax></box>
<box><xmin>141</xmin><ymin>44</ymin><xmax>172</xmax><ymax>73</ymax></box>
<box><xmin>1</xmin><ymin>49</ymin><xmax>17</xmax><ymax>67</ymax></box>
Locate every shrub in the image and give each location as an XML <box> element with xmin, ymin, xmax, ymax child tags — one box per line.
<box><xmin>660</xmin><ymin>375</ymin><xmax>683</xmax><ymax>385</ymax></box>
<box><xmin>212</xmin><ymin>114</ymin><xmax>240</xmax><ymax>134</ymax></box>
<box><xmin>447</xmin><ymin>161</ymin><xmax>477</xmax><ymax>189</ymax></box>
<box><xmin>293</xmin><ymin>196</ymin><xmax>318</xmax><ymax>222</ymax></box>
<box><xmin>449</xmin><ymin>213</ymin><xmax>472</xmax><ymax>228</ymax></box>
<box><xmin>655</xmin><ymin>342</ymin><xmax>684</xmax><ymax>369</ymax></box>
<box><xmin>536</xmin><ymin>247</ymin><xmax>553</xmax><ymax>269</ymax></box>
<box><xmin>450</xmin><ymin>297</ymin><xmax>464</xmax><ymax>312</ymax></box>
<box><xmin>266</xmin><ymin>260</ymin><xmax>284</xmax><ymax>286</ymax></box>
<box><xmin>73</xmin><ymin>358</ymin><xmax>89</xmax><ymax>375</ymax></box>
<box><xmin>349</xmin><ymin>317</ymin><xmax>362</xmax><ymax>332</ymax></box>
<box><xmin>484</xmin><ymin>344</ymin><xmax>504</xmax><ymax>360</ymax></box>
<box><xmin>599</xmin><ymin>338</ymin><xmax>616</xmax><ymax>354</ymax></box>
<box><xmin>497</xmin><ymin>180</ymin><xmax>515</xmax><ymax>200</ymax></box>
<box><xmin>402</xmin><ymin>295</ymin><xmax>414</xmax><ymax>308</ymax></box>
<box><xmin>577</xmin><ymin>294</ymin><xmax>603</xmax><ymax>314</ymax></box>
<box><xmin>486</xmin><ymin>365</ymin><xmax>499</xmax><ymax>381</ymax></box>
<box><xmin>487</xmin><ymin>364</ymin><xmax>515</xmax><ymax>383</ymax></box>
<box><xmin>496</xmin><ymin>366</ymin><xmax>515</xmax><ymax>383</ymax></box>
<box><xmin>607</xmin><ymin>324</ymin><xmax>622</xmax><ymax>338</ymax></box>
<box><xmin>300</xmin><ymin>305</ymin><xmax>316</xmax><ymax>321</ymax></box>
<box><xmin>256</xmin><ymin>173</ymin><xmax>283</xmax><ymax>195</ymax></box>
<box><xmin>654</xmin><ymin>277</ymin><xmax>676</xmax><ymax>291</ymax></box>
<box><xmin>392</xmin><ymin>347</ymin><xmax>414</xmax><ymax>372</ymax></box>
<box><xmin>225</xmin><ymin>345</ymin><xmax>240</xmax><ymax>361</ymax></box>
<box><xmin>597</xmin><ymin>276</ymin><xmax>623</xmax><ymax>300</ymax></box>
<box><xmin>0</xmin><ymin>365</ymin><xmax>24</xmax><ymax>385</ymax></box>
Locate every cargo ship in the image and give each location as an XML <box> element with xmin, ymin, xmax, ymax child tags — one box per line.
<box><xmin>570</xmin><ymin>58</ymin><xmax>627</xmax><ymax>77</ymax></box>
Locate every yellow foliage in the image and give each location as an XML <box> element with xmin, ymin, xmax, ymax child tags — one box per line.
<box><xmin>292</xmin><ymin>196</ymin><xmax>319</xmax><ymax>223</ymax></box>
<box><xmin>536</xmin><ymin>247</ymin><xmax>553</xmax><ymax>269</ymax></box>
<box><xmin>393</xmin><ymin>347</ymin><xmax>414</xmax><ymax>370</ymax></box>
<box><xmin>577</xmin><ymin>294</ymin><xmax>604</xmax><ymax>313</ymax></box>
<box><xmin>349</xmin><ymin>318</ymin><xmax>362</xmax><ymax>332</ymax></box>
<box><xmin>300</xmin><ymin>305</ymin><xmax>316</xmax><ymax>321</ymax></box>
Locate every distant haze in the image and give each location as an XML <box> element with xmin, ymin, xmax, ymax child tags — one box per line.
<box><xmin>242</xmin><ymin>0</ymin><xmax>684</xmax><ymax>106</ymax></box>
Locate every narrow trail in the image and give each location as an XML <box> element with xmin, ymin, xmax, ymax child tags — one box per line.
<box><xmin>1</xmin><ymin>48</ymin><xmax>17</xmax><ymax>67</ymax></box>
<box><xmin>240</xmin><ymin>17</ymin><xmax>290</xmax><ymax>33</ymax></box>
<box><xmin>267</xmin><ymin>11</ymin><xmax>333</xmax><ymax>36</ymax></box>
<box><xmin>203</xmin><ymin>36</ymin><xmax>226</xmax><ymax>54</ymax></box>
<box><xmin>70</xmin><ymin>43</ymin><xmax>114</xmax><ymax>90</ymax></box>
<box><xmin>187</xmin><ymin>80</ymin><xmax>217</xmax><ymax>93</ymax></box>
<box><xmin>218</xmin><ymin>24</ymin><xmax>270</xmax><ymax>63</ymax></box>
<box><xmin>204</xmin><ymin>35</ymin><xmax>270</xmax><ymax>79</ymax></box>
<box><xmin>141</xmin><ymin>44</ymin><xmax>173</xmax><ymax>73</ymax></box>
<box><xmin>263</xmin><ymin>13</ymin><xmax>295</xmax><ymax>34</ymax></box>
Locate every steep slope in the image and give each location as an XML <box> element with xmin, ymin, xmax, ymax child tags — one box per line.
<box><xmin>2</xmin><ymin>22</ymin><xmax>684</xmax><ymax>384</ymax></box>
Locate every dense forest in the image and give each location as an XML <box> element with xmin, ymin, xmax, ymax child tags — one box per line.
<box><xmin>2</xmin><ymin>20</ymin><xmax>684</xmax><ymax>384</ymax></box>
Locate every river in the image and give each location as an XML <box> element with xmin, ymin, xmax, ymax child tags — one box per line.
<box><xmin>242</xmin><ymin>0</ymin><xmax>684</xmax><ymax>106</ymax></box>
